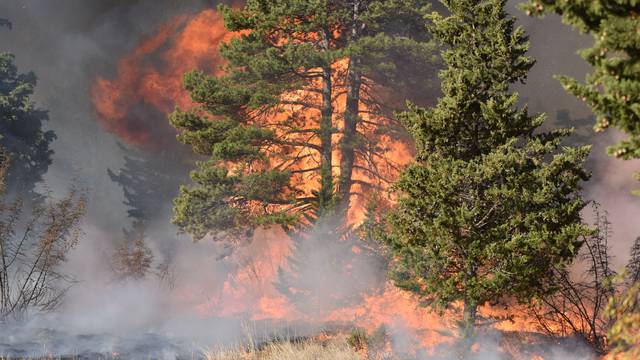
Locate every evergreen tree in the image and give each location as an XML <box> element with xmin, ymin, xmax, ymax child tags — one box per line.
<box><xmin>108</xmin><ymin>144</ymin><xmax>190</xmax><ymax>279</ymax></box>
<box><xmin>170</xmin><ymin>0</ymin><xmax>438</xmax><ymax>242</ymax></box>
<box><xmin>627</xmin><ymin>236</ymin><xmax>640</xmax><ymax>285</ymax></box>
<box><xmin>0</xmin><ymin>22</ymin><xmax>55</xmax><ymax>203</ymax></box>
<box><xmin>530</xmin><ymin>203</ymin><xmax>616</xmax><ymax>352</ymax></box>
<box><xmin>606</xmin><ymin>281</ymin><xmax>640</xmax><ymax>360</ymax></box>
<box><xmin>523</xmin><ymin>1</ymin><xmax>640</xmax><ymax>189</ymax></box>
<box><xmin>387</xmin><ymin>0</ymin><xmax>591</xmax><ymax>339</ymax></box>
<box><xmin>108</xmin><ymin>144</ymin><xmax>186</xmax><ymax>226</ymax></box>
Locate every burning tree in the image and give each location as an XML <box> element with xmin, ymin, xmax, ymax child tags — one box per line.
<box><xmin>0</xmin><ymin>20</ymin><xmax>55</xmax><ymax>204</ymax></box>
<box><xmin>0</xmin><ymin>149</ymin><xmax>85</xmax><ymax>318</ymax></box>
<box><xmin>169</xmin><ymin>0</ymin><xmax>438</xmax><ymax>242</ymax></box>
<box><xmin>386</xmin><ymin>0</ymin><xmax>591</xmax><ymax>341</ymax></box>
<box><xmin>523</xmin><ymin>1</ymin><xmax>640</xmax><ymax>188</ymax></box>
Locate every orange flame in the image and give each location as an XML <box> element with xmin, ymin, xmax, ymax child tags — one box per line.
<box><xmin>90</xmin><ymin>8</ymin><xmax>585</xmax><ymax>358</ymax></box>
<box><xmin>91</xmin><ymin>10</ymin><xmax>233</xmax><ymax>147</ymax></box>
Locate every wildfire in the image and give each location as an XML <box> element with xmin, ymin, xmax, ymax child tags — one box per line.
<box><xmin>90</xmin><ymin>7</ymin><xmax>586</xmax><ymax>359</ymax></box>
<box><xmin>194</xmin><ymin>227</ymin><xmax>298</xmax><ymax>321</ymax></box>
<box><xmin>91</xmin><ymin>9</ymin><xmax>233</xmax><ymax>147</ymax></box>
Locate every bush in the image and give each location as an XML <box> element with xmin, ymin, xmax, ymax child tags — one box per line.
<box><xmin>346</xmin><ymin>327</ymin><xmax>368</xmax><ymax>352</ymax></box>
<box><xmin>606</xmin><ymin>282</ymin><xmax>640</xmax><ymax>359</ymax></box>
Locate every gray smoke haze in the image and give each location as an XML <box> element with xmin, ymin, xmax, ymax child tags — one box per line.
<box><xmin>508</xmin><ymin>0</ymin><xmax>640</xmax><ymax>265</ymax></box>
<box><xmin>0</xmin><ymin>0</ymin><xmax>636</xmax><ymax>268</ymax></box>
<box><xmin>0</xmin><ymin>0</ymin><xmax>637</xmax><ymax>358</ymax></box>
<box><xmin>0</xmin><ymin>0</ymin><xmax>223</xmax><ymax>232</ymax></box>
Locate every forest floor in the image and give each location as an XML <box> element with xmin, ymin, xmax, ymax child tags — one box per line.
<box><xmin>0</xmin><ymin>327</ymin><xmax>601</xmax><ymax>359</ymax></box>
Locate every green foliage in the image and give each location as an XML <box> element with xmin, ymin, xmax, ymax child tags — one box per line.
<box><xmin>346</xmin><ymin>328</ymin><xmax>368</xmax><ymax>352</ymax></box>
<box><xmin>528</xmin><ymin>203</ymin><xmax>615</xmax><ymax>353</ymax></box>
<box><xmin>606</xmin><ymin>280</ymin><xmax>640</xmax><ymax>359</ymax></box>
<box><xmin>0</xmin><ymin>48</ymin><xmax>55</xmax><ymax>203</ymax></box>
<box><xmin>108</xmin><ymin>144</ymin><xmax>192</xmax><ymax>279</ymax></box>
<box><xmin>387</xmin><ymin>0</ymin><xmax>591</xmax><ymax>336</ymax></box>
<box><xmin>627</xmin><ymin>236</ymin><xmax>640</xmax><ymax>285</ymax></box>
<box><xmin>522</xmin><ymin>1</ymin><xmax>640</xmax><ymax>185</ymax></box>
<box><xmin>170</xmin><ymin>0</ymin><xmax>438</xmax><ymax>241</ymax></box>
<box><xmin>172</xmin><ymin>164</ymin><xmax>298</xmax><ymax>241</ymax></box>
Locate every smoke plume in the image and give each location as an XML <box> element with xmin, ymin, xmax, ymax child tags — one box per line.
<box><xmin>0</xmin><ymin>0</ymin><xmax>637</xmax><ymax>358</ymax></box>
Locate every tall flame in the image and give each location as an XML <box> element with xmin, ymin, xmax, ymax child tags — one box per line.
<box><xmin>90</xmin><ymin>8</ymin><xmax>585</xmax><ymax>358</ymax></box>
<box><xmin>91</xmin><ymin>10</ymin><xmax>233</xmax><ymax>148</ymax></box>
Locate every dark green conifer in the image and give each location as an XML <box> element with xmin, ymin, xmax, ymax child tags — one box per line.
<box><xmin>0</xmin><ymin>22</ymin><xmax>55</xmax><ymax>203</ymax></box>
<box><xmin>108</xmin><ymin>144</ymin><xmax>191</xmax><ymax>279</ymax></box>
<box><xmin>170</xmin><ymin>0</ymin><xmax>438</xmax><ymax>241</ymax></box>
<box><xmin>387</xmin><ymin>0</ymin><xmax>592</xmax><ymax>339</ymax></box>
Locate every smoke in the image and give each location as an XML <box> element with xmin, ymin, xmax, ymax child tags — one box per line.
<box><xmin>0</xmin><ymin>222</ymin><xmax>387</xmax><ymax>358</ymax></box>
<box><xmin>0</xmin><ymin>0</ymin><xmax>228</xmax><ymax>232</ymax></box>
<box><xmin>0</xmin><ymin>0</ymin><xmax>638</xmax><ymax>358</ymax></box>
<box><xmin>508</xmin><ymin>0</ymin><xmax>640</xmax><ymax>266</ymax></box>
<box><xmin>90</xmin><ymin>8</ymin><xmax>231</xmax><ymax>150</ymax></box>
<box><xmin>418</xmin><ymin>332</ymin><xmax>598</xmax><ymax>360</ymax></box>
<box><xmin>0</xmin><ymin>225</ymin><xmax>261</xmax><ymax>358</ymax></box>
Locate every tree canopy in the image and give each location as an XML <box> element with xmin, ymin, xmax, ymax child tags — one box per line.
<box><xmin>170</xmin><ymin>0</ymin><xmax>439</xmax><ymax>241</ymax></box>
<box><xmin>386</xmin><ymin>0</ymin><xmax>592</xmax><ymax>338</ymax></box>
<box><xmin>108</xmin><ymin>144</ymin><xmax>191</xmax><ymax>279</ymax></box>
<box><xmin>0</xmin><ymin>24</ymin><xmax>55</xmax><ymax>203</ymax></box>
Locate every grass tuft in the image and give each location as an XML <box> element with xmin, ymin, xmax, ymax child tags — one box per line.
<box><xmin>204</xmin><ymin>337</ymin><xmax>360</xmax><ymax>360</ymax></box>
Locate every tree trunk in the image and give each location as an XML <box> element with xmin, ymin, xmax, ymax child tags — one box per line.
<box><xmin>462</xmin><ymin>298</ymin><xmax>477</xmax><ymax>339</ymax></box>
<box><xmin>318</xmin><ymin>59</ymin><xmax>334</xmax><ymax>215</ymax></box>
<box><xmin>337</xmin><ymin>0</ymin><xmax>362</xmax><ymax>216</ymax></box>
<box><xmin>338</xmin><ymin>58</ymin><xmax>361</xmax><ymax>213</ymax></box>
<box><xmin>457</xmin><ymin>297</ymin><xmax>478</xmax><ymax>358</ymax></box>
<box><xmin>0</xmin><ymin>238</ymin><xmax>7</xmax><ymax>313</ymax></box>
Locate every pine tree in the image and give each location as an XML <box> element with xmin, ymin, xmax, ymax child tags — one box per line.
<box><xmin>169</xmin><ymin>0</ymin><xmax>438</xmax><ymax>242</ymax></box>
<box><xmin>387</xmin><ymin>0</ymin><xmax>591</xmax><ymax>339</ymax></box>
<box><xmin>523</xmin><ymin>1</ymin><xmax>640</xmax><ymax>189</ymax></box>
<box><xmin>108</xmin><ymin>144</ymin><xmax>190</xmax><ymax>279</ymax></box>
<box><xmin>108</xmin><ymin>144</ymin><xmax>188</xmax><ymax>226</ymax></box>
<box><xmin>0</xmin><ymin>22</ymin><xmax>55</xmax><ymax>203</ymax></box>
<box><xmin>627</xmin><ymin>236</ymin><xmax>640</xmax><ymax>285</ymax></box>
<box><xmin>530</xmin><ymin>203</ymin><xmax>616</xmax><ymax>352</ymax></box>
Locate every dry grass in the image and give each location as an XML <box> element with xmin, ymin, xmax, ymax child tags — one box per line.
<box><xmin>204</xmin><ymin>338</ymin><xmax>361</xmax><ymax>360</ymax></box>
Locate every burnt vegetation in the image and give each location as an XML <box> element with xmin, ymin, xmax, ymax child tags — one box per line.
<box><xmin>0</xmin><ymin>150</ymin><xmax>85</xmax><ymax>319</ymax></box>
